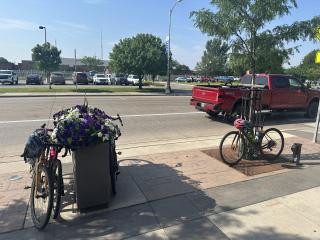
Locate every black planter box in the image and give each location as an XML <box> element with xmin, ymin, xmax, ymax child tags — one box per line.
<box><xmin>72</xmin><ymin>143</ymin><xmax>112</xmax><ymax>210</ymax></box>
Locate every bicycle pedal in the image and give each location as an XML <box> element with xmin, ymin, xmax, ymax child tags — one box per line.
<box><xmin>24</xmin><ymin>185</ymin><xmax>31</xmax><ymax>189</ymax></box>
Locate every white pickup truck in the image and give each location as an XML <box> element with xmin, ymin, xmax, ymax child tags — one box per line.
<box><xmin>0</xmin><ymin>70</ymin><xmax>18</xmax><ymax>85</ymax></box>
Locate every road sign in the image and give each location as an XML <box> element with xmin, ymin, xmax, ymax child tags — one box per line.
<box><xmin>316</xmin><ymin>51</ymin><xmax>320</xmax><ymax>64</ymax></box>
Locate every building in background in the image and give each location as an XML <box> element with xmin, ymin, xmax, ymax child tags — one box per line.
<box><xmin>16</xmin><ymin>58</ymin><xmax>108</xmax><ymax>72</ymax></box>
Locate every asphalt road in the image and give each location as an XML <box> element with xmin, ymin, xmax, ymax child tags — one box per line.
<box><xmin>0</xmin><ymin>95</ymin><xmax>316</xmax><ymax>158</ymax></box>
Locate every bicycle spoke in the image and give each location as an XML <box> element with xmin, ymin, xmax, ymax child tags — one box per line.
<box><xmin>30</xmin><ymin>164</ymin><xmax>53</xmax><ymax>230</ymax></box>
<box><xmin>220</xmin><ymin>131</ymin><xmax>245</xmax><ymax>166</ymax></box>
<box><xmin>260</xmin><ymin>128</ymin><xmax>284</xmax><ymax>160</ymax></box>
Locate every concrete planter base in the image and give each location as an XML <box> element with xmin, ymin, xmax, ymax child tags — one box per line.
<box><xmin>72</xmin><ymin>143</ymin><xmax>112</xmax><ymax>210</ymax></box>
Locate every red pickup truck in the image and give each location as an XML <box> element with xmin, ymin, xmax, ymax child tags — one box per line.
<box><xmin>190</xmin><ymin>74</ymin><xmax>320</xmax><ymax>118</ymax></box>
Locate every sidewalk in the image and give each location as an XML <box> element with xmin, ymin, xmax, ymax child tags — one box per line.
<box><xmin>0</xmin><ymin>135</ymin><xmax>319</xmax><ymax>239</ymax></box>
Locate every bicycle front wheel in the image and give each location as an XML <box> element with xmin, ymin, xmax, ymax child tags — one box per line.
<box><xmin>219</xmin><ymin>131</ymin><xmax>246</xmax><ymax>166</ymax></box>
<box><xmin>259</xmin><ymin>128</ymin><xmax>284</xmax><ymax>160</ymax></box>
<box><xmin>110</xmin><ymin>144</ymin><xmax>118</xmax><ymax>195</ymax></box>
<box><xmin>52</xmin><ymin>159</ymin><xmax>63</xmax><ymax>219</ymax></box>
<box><xmin>30</xmin><ymin>165</ymin><xmax>53</xmax><ymax>230</ymax></box>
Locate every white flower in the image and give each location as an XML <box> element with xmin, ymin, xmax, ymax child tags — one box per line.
<box><xmin>97</xmin><ymin>132</ymin><xmax>103</xmax><ymax>138</ymax></box>
<box><xmin>102</xmin><ymin>134</ymin><xmax>110</xmax><ymax>141</ymax></box>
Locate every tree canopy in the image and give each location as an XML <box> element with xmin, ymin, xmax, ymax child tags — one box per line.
<box><xmin>108</xmin><ymin>33</ymin><xmax>167</xmax><ymax>89</ymax></box>
<box><xmin>32</xmin><ymin>43</ymin><xmax>61</xmax><ymax>72</ymax></box>
<box><xmin>229</xmin><ymin>32</ymin><xmax>296</xmax><ymax>75</ymax></box>
<box><xmin>81</xmin><ymin>56</ymin><xmax>104</xmax><ymax>71</ymax></box>
<box><xmin>0</xmin><ymin>57</ymin><xmax>9</xmax><ymax>64</ymax></box>
<box><xmin>195</xmin><ymin>39</ymin><xmax>229</xmax><ymax>76</ymax></box>
<box><xmin>285</xmin><ymin>49</ymin><xmax>320</xmax><ymax>81</ymax></box>
<box><xmin>191</xmin><ymin>0</ymin><xmax>320</xmax><ymax>83</ymax></box>
<box><xmin>171</xmin><ymin>60</ymin><xmax>192</xmax><ymax>75</ymax></box>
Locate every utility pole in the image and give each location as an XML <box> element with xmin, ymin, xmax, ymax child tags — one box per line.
<box><xmin>101</xmin><ymin>29</ymin><xmax>103</xmax><ymax>61</ymax></box>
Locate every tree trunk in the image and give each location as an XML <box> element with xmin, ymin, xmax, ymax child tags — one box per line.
<box><xmin>47</xmin><ymin>71</ymin><xmax>52</xmax><ymax>89</ymax></box>
<box><xmin>139</xmin><ymin>75</ymin><xmax>144</xmax><ymax>89</ymax></box>
<box><xmin>249</xmin><ymin>32</ymin><xmax>257</xmax><ymax>122</ymax></box>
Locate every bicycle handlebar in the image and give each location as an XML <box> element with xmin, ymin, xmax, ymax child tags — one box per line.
<box><xmin>109</xmin><ymin>114</ymin><xmax>123</xmax><ymax>126</ymax></box>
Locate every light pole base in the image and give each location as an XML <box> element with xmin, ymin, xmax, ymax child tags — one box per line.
<box><xmin>165</xmin><ymin>88</ymin><xmax>172</xmax><ymax>94</ymax></box>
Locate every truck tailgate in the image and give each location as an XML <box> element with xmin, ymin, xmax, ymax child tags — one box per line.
<box><xmin>192</xmin><ymin>86</ymin><xmax>220</xmax><ymax>103</ymax></box>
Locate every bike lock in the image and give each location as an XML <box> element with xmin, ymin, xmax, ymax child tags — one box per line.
<box><xmin>291</xmin><ymin>143</ymin><xmax>302</xmax><ymax>166</ymax></box>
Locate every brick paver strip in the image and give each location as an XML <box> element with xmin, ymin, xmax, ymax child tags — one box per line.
<box><xmin>0</xmin><ymin>171</ymin><xmax>30</xmax><ymax>234</ymax></box>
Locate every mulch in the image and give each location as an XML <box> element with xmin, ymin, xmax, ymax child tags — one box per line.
<box><xmin>202</xmin><ymin>148</ymin><xmax>294</xmax><ymax>176</ymax></box>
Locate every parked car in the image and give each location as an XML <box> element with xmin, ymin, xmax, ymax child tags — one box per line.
<box><xmin>72</xmin><ymin>72</ymin><xmax>88</xmax><ymax>85</ymax></box>
<box><xmin>93</xmin><ymin>73</ymin><xmax>109</xmax><ymax>85</ymax></box>
<box><xmin>215</xmin><ymin>76</ymin><xmax>234</xmax><ymax>84</ymax></box>
<box><xmin>127</xmin><ymin>75</ymin><xmax>140</xmax><ymax>85</ymax></box>
<box><xmin>26</xmin><ymin>74</ymin><xmax>43</xmax><ymax>85</ymax></box>
<box><xmin>50</xmin><ymin>72</ymin><xmax>65</xmax><ymax>85</ymax></box>
<box><xmin>199</xmin><ymin>76</ymin><xmax>215</xmax><ymax>82</ymax></box>
<box><xmin>191</xmin><ymin>73</ymin><xmax>320</xmax><ymax>118</ymax></box>
<box><xmin>0</xmin><ymin>70</ymin><xmax>18</xmax><ymax>85</ymax></box>
<box><xmin>111</xmin><ymin>74</ymin><xmax>128</xmax><ymax>85</ymax></box>
<box><xmin>87</xmin><ymin>70</ymin><xmax>97</xmax><ymax>84</ymax></box>
<box><xmin>175</xmin><ymin>77</ymin><xmax>188</xmax><ymax>82</ymax></box>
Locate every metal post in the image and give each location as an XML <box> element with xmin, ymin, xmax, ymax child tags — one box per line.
<box><xmin>74</xmin><ymin>49</ymin><xmax>78</xmax><ymax>90</ymax></box>
<box><xmin>313</xmin><ymin>99</ymin><xmax>320</xmax><ymax>143</ymax></box>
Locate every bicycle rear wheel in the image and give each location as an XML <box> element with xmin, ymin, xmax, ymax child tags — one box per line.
<box><xmin>110</xmin><ymin>145</ymin><xmax>118</xmax><ymax>195</ymax></box>
<box><xmin>52</xmin><ymin>159</ymin><xmax>63</xmax><ymax>219</ymax></box>
<box><xmin>30</xmin><ymin>165</ymin><xmax>53</xmax><ymax>230</ymax></box>
<box><xmin>219</xmin><ymin>131</ymin><xmax>246</xmax><ymax>166</ymax></box>
<box><xmin>259</xmin><ymin>128</ymin><xmax>284</xmax><ymax>160</ymax></box>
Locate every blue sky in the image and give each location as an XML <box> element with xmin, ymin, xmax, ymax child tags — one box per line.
<box><xmin>0</xmin><ymin>0</ymin><xmax>319</xmax><ymax>69</ymax></box>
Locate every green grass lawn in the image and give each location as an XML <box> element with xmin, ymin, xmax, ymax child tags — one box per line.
<box><xmin>0</xmin><ymin>86</ymin><xmax>165</xmax><ymax>94</ymax></box>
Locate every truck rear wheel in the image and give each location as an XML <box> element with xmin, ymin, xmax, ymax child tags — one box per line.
<box><xmin>306</xmin><ymin>100</ymin><xmax>319</xmax><ymax>119</ymax></box>
<box><xmin>232</xmin><ymin>102</ymin><xmax>249</xmax><ymax>119</ymax></box>
<box><xmin>206</xmin><ymin>111</ymin><xmax>219</xmax><ymax>118</ymax></box>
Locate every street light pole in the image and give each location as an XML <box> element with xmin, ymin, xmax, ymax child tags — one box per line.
<box><xmin>39</xmin><ymin>26</ymin><xmax>47</xmax><ymax>44</ymax></box>
<box><xmin>165</xmin><ymin>0</ymin><xmax>183</xmax><ymax>94</ymax></box>
<box><xmin>39</xmin><ymin>25</ymin><xmax>49</xmax><ymax>87</ymax></box>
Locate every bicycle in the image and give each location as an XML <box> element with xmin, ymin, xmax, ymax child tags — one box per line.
<box><xmin>219</xmin><ymin>118</ymin><xmax>284</xmax><ymax>166</ymax></box>
<box><xmin>108</xmin><ymin>114</ymin><xmax>123</xmax><ymax>195</ymax></box>
<box><xmin>22</xmin><ymin>124</ymin><xmax>66</xmax><ymax>230</ymax></box>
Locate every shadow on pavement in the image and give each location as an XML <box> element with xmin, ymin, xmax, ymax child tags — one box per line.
<box><xmin>0</xmin><ymin>158</ymin><xmax>229</xmax><ymax>239</ymax></box>
<box><xmin>0</xmin><ymin>199</ymin><xmax>28</xmax><ymax>234</ymax></box>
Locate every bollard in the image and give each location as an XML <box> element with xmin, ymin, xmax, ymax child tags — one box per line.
<box><xmin>291</xmin><ymin>143</ymin><xmax>302</xmax><ymax>166</ymax></box>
